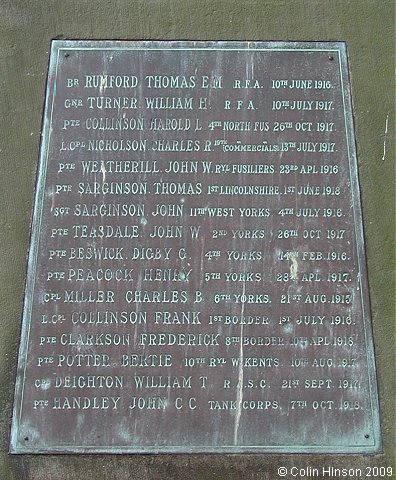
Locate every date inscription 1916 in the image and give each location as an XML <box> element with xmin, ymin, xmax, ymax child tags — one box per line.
<box><xmin>10</xmin><ymin>41</ymin><xmax>381</xmax><ymax>453</ymax></box>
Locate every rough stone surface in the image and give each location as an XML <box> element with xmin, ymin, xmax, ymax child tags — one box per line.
<box><xmin>0</xmin><ymin>1</ymin><xmax>394</xmax><ymax>479</ymax></box>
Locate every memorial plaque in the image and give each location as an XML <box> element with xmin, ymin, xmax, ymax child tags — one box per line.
<box><xmin>11</xmin><ymin>40</ymin><xmax>381</xmax><ymax>453</ymax></box>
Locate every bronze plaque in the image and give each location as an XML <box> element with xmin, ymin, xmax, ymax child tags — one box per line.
<box><xmin>11</xmin><ymin>40</ymin><xmax>381</xmax><ymax>453</ymax></box>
